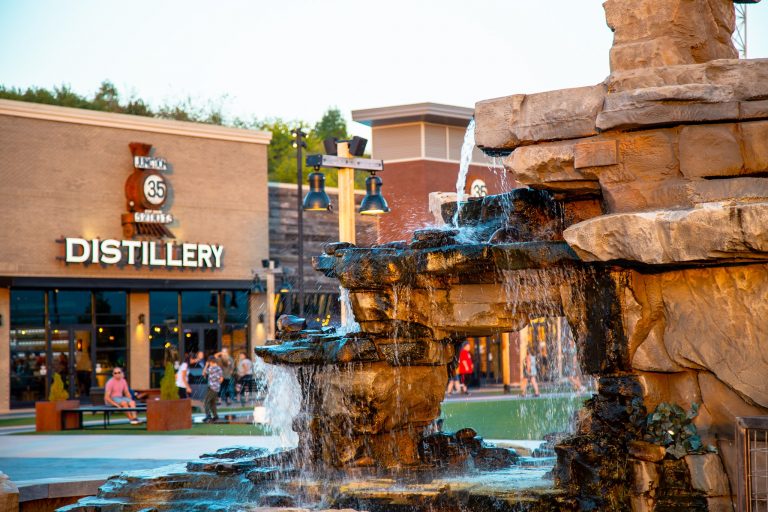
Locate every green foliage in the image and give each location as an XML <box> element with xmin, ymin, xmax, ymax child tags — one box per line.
<box><xmin>1</xmin><ymin>81</ymin><xmax>359</xmax><ymax>186</ymax></box>
<box><xmin>48</xmin><ymin>373</ymin><xmax>69</xmax><ymax>401</ymax></box>
<box><xmin>160</xmin><ymin>363</ymin><xmax>180</xmax><ymax>401</ymax></box>
<box><xmin>644</xmin><ymin>402</ymin><xmax>715</xmax><ymax>459</ymax></box>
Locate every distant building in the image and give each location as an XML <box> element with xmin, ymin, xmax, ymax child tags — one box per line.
<box><xmin>352</xmin><ymin>102</ymin><xmax>510</xmax><ymax>242</ymax></box>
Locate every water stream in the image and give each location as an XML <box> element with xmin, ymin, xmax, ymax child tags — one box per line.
<box><xmin>452</xmin><ymin>118</ymin><xmax>476</xmax><ymax>227</ymax></box>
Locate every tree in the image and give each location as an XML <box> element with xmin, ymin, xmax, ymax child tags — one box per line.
<box><xmin>313</xmin><ymin>107</ymin><xmax>348</xmax><ymax>143</ymax></box>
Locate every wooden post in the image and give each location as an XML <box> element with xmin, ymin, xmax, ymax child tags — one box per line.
<box><xmin>336</xmin><ymin>141</ymin><xmax>356</xmax><ymax>245</ymax></box>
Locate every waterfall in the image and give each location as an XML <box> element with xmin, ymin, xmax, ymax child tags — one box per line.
<box><xmin>452</xmin><ymin>118</ymin><xmax>476</xmax><ymax>227</ymax></box>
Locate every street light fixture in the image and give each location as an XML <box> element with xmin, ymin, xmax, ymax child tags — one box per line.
<box><xmin>302</xmin><ymin>166</ymin><xmax>332</xmax><ymax>211</ymax></box>
<box><xmin>359</xmin><ymin>172</ymin><xmax>390</xmax><ymax>215</ymax></box>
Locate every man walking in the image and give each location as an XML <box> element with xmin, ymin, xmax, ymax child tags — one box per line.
<box><xmin>202</xmin><ymin>356</ymin><xmax>223</xmax><ymax>423</ymax></box>
<box><xmin>215</xmin><ymin>348</ymin><xmax>235</xmax><ymax>406</ymax></box>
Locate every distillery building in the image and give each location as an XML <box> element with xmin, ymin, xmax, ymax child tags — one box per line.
<box><xmin>0</xmin><ymin>99</ymin><xmax>272</xmax><ymax>410</ymax></box>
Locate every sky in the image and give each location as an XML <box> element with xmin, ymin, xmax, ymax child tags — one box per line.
<box><xmin>1</xmin><ymin>0</ymin><xmax>767</xmax><ymax>139</ymax></box>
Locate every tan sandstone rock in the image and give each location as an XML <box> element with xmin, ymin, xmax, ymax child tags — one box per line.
<box><xmin>504</xmin><ymin>142</ymin><xmax>600</xmax><ymax>196</ymax></box>
<box><xmin>604</xmin><ymin>0</ymin><xmax>736</xmax><ymax>73</ymax></box>
<box><xmin>679</xmin><ymin>124</ymin><xmax>743</xmax><ymax>178</ymax></box>
<box><xmin>695</xmin><ymin>371</ymin><xmax>768</xmax><ymax>438</ymax></box>
<box><xmin>684</xmin><ymin>453</ymin><xmax>730</xmax><ymax>496</ymax></box>
<box><xmin>660</xmin><ymin>268</ymin><xmax>768</xmax><ymax>409</ymax></box>
<box><xmin>474</xmin><ymin>85</ymin><xmax>605</xmax><ymax>151</ymax></box>
<box><xmin>638</xmin><ymin>371</ymin><xmax>701</xmax><ymax>413</ymax></box>
<box><xmin>0</xmin><ymin>472</ymin><xmax>18</xmax><ymax>512</ymax></box>
<box><xmin>563</xmin><ymin>202</ymin><xmax>768</xmax><ymax>265</ymax></box>
<box><xmin>631</xmin><ymin>460</ymin><xmax>660</xmax><ymax>495</ymax></box>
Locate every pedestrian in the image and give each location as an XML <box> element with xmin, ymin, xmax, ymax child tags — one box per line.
<box><xmin>521</xmin><ymin>352</ymin><xmax>540</xmax><ymax>397</ymax></box>
<box><xmin>175</xmin><ymin>355</ymin><xmax>192</xmax><ymax>399</ymax></box>
<box><xmin>236</xmin><ymin>352</ymin><xmax>254</xmax><ymax>405</ymax></box>
<box><xmin>457</xmin><ymin>341</ymin><xmax>474</xmax><ymax>395</ymax></box>
<box><xmin>202</xmin><ymin>356</ymin><xmax>223</xmax><ymax>423</ymax></box>
<box><xmin>215</xmin><ymin>348</ymin><xmax>235</xmax><ymax>405</ymax></box>
<box><xmin>104</xmin><ymin>367</ymin><xmax>141</xmax><ymax>425</ymax></box>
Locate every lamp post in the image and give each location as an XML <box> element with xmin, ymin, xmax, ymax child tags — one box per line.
<box><xmin>303</xmin><ymin>137</ymin><xmax>389</xmax><ymax>325</ymax></box>
<box><xmin>291</xmin><ymin>128</ymin><xmax>307</xmax><ymax>317</ymax></box>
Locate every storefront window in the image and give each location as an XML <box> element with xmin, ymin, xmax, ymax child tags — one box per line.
<box><xmin>150</xmin><ymin>291</ymin><xmax>178</xmax><ymax>325</ymax></box>
<box><xmin>181</xmin><ymin>291</ymin><xmax>218</xmax><ymax>324</ymax></box>
<box><xmin>94</xmin><ymin>326</ymin><xmax>127</xmax><ymax>388</ymax></box>
<box><xmin>95</xmin><ymin>291</ymin><xmax>126</xmax><ymax>324</ymax></box>
<box><xmin>222</xmin><ymin>324</ymin><xmax>248</xmax><ymax>357</ymax></box>
<box><xmin>149</xmin><ymin>324</ymin><xmax>179</xmax><ymax>388</ymax></box>
<box><xmin>221</xmin><ymin>290</ymin><xmax>248</xmax><ymax>324</ymax></box>
<box><xmin>149</xmin><ymin>291</ymin><xmax>180</xmax><ymax>387</ymax></box>
<box><xmin>10</xmin><ymin>290</ymin><xmax>45</xmax><ymax>325</ymax></box>
<box><xmin>48</xmin><ymin>290</ymin><xmax>91</xmax><ymax>325</ymax></box>
<box><xmin>10</xmin><ymin>328</ymin><xmax>47</xmax><ymax>406</ymax></box>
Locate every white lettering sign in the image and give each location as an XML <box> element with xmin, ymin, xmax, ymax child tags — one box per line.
<box><xmin>62</xmin><ymin>238</ymin><xmax>223</xmax><ymax>269</ymax></box>
<box><xmin>133</xmin><ymin>156</ymin><xmax>169</xmax><ymax>171</ymax></box>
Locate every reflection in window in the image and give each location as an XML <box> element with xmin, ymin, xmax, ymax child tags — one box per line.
<box><xmin>49</xmin><ymin>290</ymin><xmax>91</xmax><ymax>325</ymax></box>
<box><xmin>95</xmin><ymin>291</ymin><xmax>126</xmax><ymax>324</ymax></box>
<box><xmin>181</xmin><ymin>291</ymin><xmax>218</xmax><ymax>324</ymax></box>
<box><xmin>150</xmin><ymin>291</ymin><xmax>178</xmax><ymax>326</ymax></box>
<box><xmin>10</xmin><ymin>290</ymin><xmax>45</xmax><ymax>326</ymax></box>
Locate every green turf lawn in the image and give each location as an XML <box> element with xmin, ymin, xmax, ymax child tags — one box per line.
<box><xmin>441</xmin><ymin>395</ymin><xmax>587</xmax><ymax>440</ymax></box>
<box><xmin>0</xmin><ymin>417</ymin><xmax>36</xmax><ymax>427</ymax></box>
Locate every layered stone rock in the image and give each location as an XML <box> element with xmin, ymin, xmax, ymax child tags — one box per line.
<box><xmin>604</xmin><ymin>0</ymin><xmax>736</xmax><ymax>73</ymax></box>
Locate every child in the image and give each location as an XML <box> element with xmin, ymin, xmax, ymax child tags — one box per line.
<box><xmin>202</xmin><ymin>356</ymin><xmax>223</xmax><ymax>423</ymax></box>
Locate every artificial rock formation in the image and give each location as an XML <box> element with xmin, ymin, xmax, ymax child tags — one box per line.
<box><xmin>473</xmin><ymin>1</ymin><xmax>768</xmax><ymax>510</ymax></box>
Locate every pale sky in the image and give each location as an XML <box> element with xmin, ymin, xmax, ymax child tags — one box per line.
<box><xmin>1</xmin><ymin>0</ymin><xmax>766</xmax><ymax>139</ymax></box>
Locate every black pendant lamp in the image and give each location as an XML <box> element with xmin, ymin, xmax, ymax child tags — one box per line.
<box><xmin>359</xmin><ymin>173</ymin><xmax>390</xmax><ymax>215</ymax></box>
<box><xmin>303</xmin><ymin>169</ymin><xmax>332</xmax><ymax>211</ymax></box>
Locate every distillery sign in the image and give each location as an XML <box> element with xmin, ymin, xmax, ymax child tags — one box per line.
<box><xmin>58</xmin><ymin>142</ymin><xmax>224</xmax><ymax>270</ymax></box>
<box><xmin>64</xmin><ymin>238</ymin><xmax>223</xmax><ymax>269</ymax></box>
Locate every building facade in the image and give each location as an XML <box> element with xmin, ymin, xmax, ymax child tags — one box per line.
<box><xmin>0</xmin><ymin>99</ymin><xmax>272</xmax><ymax>410</ymax></box>
<box><xmin>351</xmin><ymin>103</ymin><xmax>511</xmax><ymax>242</ymax></box>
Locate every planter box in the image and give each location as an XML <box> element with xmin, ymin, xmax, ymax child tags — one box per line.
<box><xmin>146</xmin><ymin>398</ymin><xmax>192</xmax><ymax>432</ymax></box>
<box><xmin>35</xmin><ymin>400</ymin><xmax>80</xmax><ymax>432</ymax></box>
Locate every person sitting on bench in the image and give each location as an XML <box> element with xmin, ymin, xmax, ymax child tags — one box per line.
<box><xmin>105</xmin><ymin>367</ymin><xmax>140</xmax><ymax>425</ymax></box>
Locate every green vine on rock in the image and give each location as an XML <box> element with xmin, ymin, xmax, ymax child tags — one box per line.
<box><xmin>644</xmin><ymin>402</ymin><xmax>716</xmax><ymax>459</ymax></box>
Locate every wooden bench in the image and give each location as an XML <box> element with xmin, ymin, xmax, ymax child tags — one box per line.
<box><xmin>61</xmin><ymin>405</ymin><xmax>148</xmax><ymax>430</ymax></box>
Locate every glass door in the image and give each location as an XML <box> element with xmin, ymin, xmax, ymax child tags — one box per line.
<box><xmin>50</xmin><ymin>325</ymin><xmax>92</xmax><ymax>401</ymax></box>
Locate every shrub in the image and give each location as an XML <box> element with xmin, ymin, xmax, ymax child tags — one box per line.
<box><xmin>644</xmin><ymin>402</ymin><xmax>715</xmax><ymax>459</ymax></box>
<box><xmin>160</xmin><ymin>363</ymin><xmax>180</xmax><ymax>401</ymax></box>
<box><xmin>48</xmin><ymin>373</ymin><xmax>69</xmax><ymax>401</ymax></box>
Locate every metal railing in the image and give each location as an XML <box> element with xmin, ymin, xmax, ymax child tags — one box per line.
<box><xmin>738</xmin><ymin>416</ymin><xmax>768</xmax><ymax>512</ymax></box>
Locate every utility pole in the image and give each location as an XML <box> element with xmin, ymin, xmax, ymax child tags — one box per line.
<box><xmin>291</xmin><ymin>128</ymin><xmax>308</xmax><ymax>317</ymax></box>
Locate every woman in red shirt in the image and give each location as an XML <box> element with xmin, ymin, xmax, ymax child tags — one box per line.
<box><xmin>457</xmin><ymin>342</ymin><xmax>474</xmax><ymax>395</ymax></box>
<box><xmin>104</xmin><ymin>367</ymin><xmax>140</xmax><ymax>425</ymax></box>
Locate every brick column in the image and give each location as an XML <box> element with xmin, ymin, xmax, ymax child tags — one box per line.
<box><xmin>0</xmin><ymin>288</ymin><xmax>9</xmax><ymax>412</ymax></box>
<box><xmin>128</xmin><ymin>292</ymin><xmax>150</xmax><ymax>389</ymax></box>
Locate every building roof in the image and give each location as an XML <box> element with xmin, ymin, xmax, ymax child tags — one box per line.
<box><xmin>0</xmin><ymin>99</ymin><xmax>272</xmax><ymax>145</ymax></box>
<box><xmin>351</xmin><ymin>102</ymin><xmax>473</xmax><ymax>128</ymax></box>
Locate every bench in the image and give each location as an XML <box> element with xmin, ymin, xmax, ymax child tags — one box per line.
<box><xmin>61</xmin><ymin>405</ymin><xmax>148</xmax><ymax>430</ymax></box>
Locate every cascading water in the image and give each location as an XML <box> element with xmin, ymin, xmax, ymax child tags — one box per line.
<box><xmin>452</xmin><ymin>118</ymin><xmax>476</xmax><ymax>229</ymax></box>
<box><xmin>336</xmin><ymin>287</ymin><xmax>360</xmax><ymax>336</ymax></box>
<box><xmin>253</xmin><ymin>355</ymin><xmax>301</xmax><ymax>447</ymax></box>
